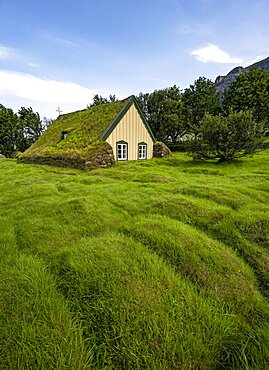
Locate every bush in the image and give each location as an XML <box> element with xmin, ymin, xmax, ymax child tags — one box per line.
<box><xmin>166</xmin><ymin>142</ymin><xmax>190</xmax><ymax>152</ymax></box>
<box><xmin>189</xmin><ymin>111</ymin><xmax>265</xmax><ymax>162</ymax></box>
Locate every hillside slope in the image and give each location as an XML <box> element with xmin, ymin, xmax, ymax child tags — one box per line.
<box><xmin>0</xmin><ymin>152</ymin><xmax>269</xmax><ymax>369</ymax></box>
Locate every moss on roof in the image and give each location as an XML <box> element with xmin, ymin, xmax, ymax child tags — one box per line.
<box><xmin>20</xmin><ymin>98</ymin><xmax>129</xmax><ymax>168</ymax></box>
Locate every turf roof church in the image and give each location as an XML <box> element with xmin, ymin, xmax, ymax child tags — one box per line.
<box><xmin>21</xmin><ymin>96</ymin><xmax>171</xmax><ymax>170</ymax></box>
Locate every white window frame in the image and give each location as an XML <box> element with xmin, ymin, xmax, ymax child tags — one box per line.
<box><xmin>138</xmin><ymin>143</ymin><xmax>147</xmax><ymax>160</ymax></box>
<box><xmin>117</xmin><ymin>141</ymin><xmax>128</xmax><ymax>161</ymax></box>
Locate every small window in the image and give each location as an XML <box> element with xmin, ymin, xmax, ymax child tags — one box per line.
<box><xmin>138</xmin><ymin>143</ymin><xmax>147</xmax><ymax>160</ymax></box>
<box><xmin>62</xmin><ymin>131</ymin><xmax>68</xmax><ymax>140</ymax></box>
<box><xmin>117</xmin><ymin>141</ymin><xmax>128</xmax><ymax>161</ymax></box>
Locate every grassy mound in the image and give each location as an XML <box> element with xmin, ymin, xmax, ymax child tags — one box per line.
<box><xmin>0</xmin><ymin>151</ymin><xmax>269</xmax><ymax>369</ymax></box>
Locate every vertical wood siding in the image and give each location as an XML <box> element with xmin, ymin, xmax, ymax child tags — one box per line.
<box><xmin>106</xmin><ymin>103</ymin><xmax>154</xmax><ymax>160</ymax></box>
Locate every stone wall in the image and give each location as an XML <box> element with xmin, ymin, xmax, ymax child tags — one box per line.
<box><xmin>19</xmin><ymin>142</ymin><xmax>115</xmax><ymax>171</ymax></box>
<box><xmin>153</xmin><ymin>142</ymin><xmax>172</xmax><ymax>158</ymax></box>
<box><xmin>85</xmin><ymin>142</ymin><xmax>115</xmax><ymax>170</ymax></box>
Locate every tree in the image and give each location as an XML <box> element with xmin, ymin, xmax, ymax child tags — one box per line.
<box><xmin>17</xmin><ymin>107</ymin><xmax>43</xmax><ymax>152</ymax></box>
<box><xmin>222</xmin><ymin>69</ymin><xmax>269</xmax><ymax>128</ymax></box>
<box><xmin>137</xmin><ymin>86</ymin><xmax>185</xmax><ymax>142</ymax></box>
<box><xmin>182</xmin><ymin>77</ymin><xmax>220</xmax><ymax>135</ymax></box>
<box><xmin>0</xmin><ymin>104</ymin><xmax>43</xmax><ymax>157</ymax></box>
<box><xmin>189</xmin><ymin>111</ymin><xmax>265</xmax><ymax>162</ymax></box>
<box><xmin>0</xmin><ymin>105</ymin><xmax>20</xmax><ymax>157</ymax></box>
<box><xmin>88</xmin><ymin>94</ymin><xmax>118</xmax><ymax>108</ymax></box>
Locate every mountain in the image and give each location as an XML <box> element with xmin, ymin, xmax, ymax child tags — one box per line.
<box><xmin>215</xmin><ymin>56</ymin><xmax>269</xmax><ymax>93</ymax></box>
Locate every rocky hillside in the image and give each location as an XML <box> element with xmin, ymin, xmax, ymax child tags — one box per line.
<box><xmin>215</xmin><ymin>56</ymin><xmax>269</xmax><ymax>93</ymax></box>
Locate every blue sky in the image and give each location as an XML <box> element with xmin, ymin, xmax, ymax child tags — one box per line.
<box><xmin>0</xmin><ymin>0</ymin><xmax>268</xmax><ymax>118</ymax></box>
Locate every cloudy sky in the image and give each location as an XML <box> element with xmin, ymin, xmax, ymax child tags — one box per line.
<box><xmin>0</xmin><ymin>0</ymin><xmax>268</xmax><ymax>118</ymax></box>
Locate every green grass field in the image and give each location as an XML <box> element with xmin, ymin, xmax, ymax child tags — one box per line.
<box><xmin>0</xmin><ymin>151</ymin><xmax>269</xmax><ymax>369</ymax></box>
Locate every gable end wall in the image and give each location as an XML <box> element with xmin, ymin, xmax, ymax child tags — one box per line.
<box><xmin>105</xmin><ymin>103</ymin><xmax>154</xmax><ymax>160</ymax></box>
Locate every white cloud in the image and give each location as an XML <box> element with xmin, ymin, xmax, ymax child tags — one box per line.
<box><xmin>0</xmin><ymin>45</ymin><xmax>38</xmax><ymax>68</ymax></box>
<box><xmin>0</xmin><ymin>70</ymin><xmax>95</xmax><ymax>104</ymax></box>
<box><xmin>0</xmin><ymin>70</ymin><xmax>105</xmax><ymax>118</ymax></box>
<box><xmin>191</xmin><ymin>44</ymin><xmax>243</xmax><ymax>64</ymax></box>
<box><xmin>0</xmin><ymin>46</ymin><xmax>17</xmax><ymax>60</ymax></box>
<box><xmin>27</xmin><ymin>62</ymin><xmax>39</xmax><ymax>68</ymax></box>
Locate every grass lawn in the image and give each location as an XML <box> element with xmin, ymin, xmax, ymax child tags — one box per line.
<box><xmin>0</xmin><ymin>151</ymin><xmax>269</xmax><ymax>369</ymax></box>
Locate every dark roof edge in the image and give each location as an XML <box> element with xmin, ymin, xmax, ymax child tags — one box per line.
<box><xmin>100</xmin><ymin>95</ymin><xmax>156</xmax><ymax>141</ymax></box>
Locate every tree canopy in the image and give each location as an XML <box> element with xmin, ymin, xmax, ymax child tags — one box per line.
<box><xmin>17</xmin><ymin>107</ymin><xmax>43</xmax><ymax>152</ymax></box>
<box><xmin>0</xmin><ymin>104</ymin><xmax>43</xmax><ymax>157</ymax></box>
<box><xmin>182</xmin><ymin>77</ymin><xmax>221</xmax><ymax>135</ymax></box>
<box><xmin>88</xmin><ymin>94</ymin><xmax>118</xmax><ymax>108</ymax></box>
<box><xmin>137</xmin><ymin>86</ymin><xmax>185</xmax><ymax>142</ymax></box>
<box><xmin>135</xmin><ymin>74</ymin><xmax>267</xmax><ymax>161</ymax></box>
<box><xmin>0</xmin><ymin>105</ymin><xmax>19</xmax><ymax>158</ymax></box>
<box><xmin>222</xmin><ymin>69</ymin><xmax>269</xmax><ymax>127</ymax></box>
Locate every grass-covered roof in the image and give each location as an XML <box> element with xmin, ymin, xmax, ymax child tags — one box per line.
<box><xmin>20</xmin><ymin>97</ymin><xmax>130</xmax><ymax>168</ymax></box>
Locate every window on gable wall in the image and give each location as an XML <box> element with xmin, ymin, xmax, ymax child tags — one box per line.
<box><xmin>138</xmin><ymin>143</ymin><xmax>147</xmax><ymax>159</ymax></box>
<box><xmin>117</xmin><ymin>141</ymin><xmax>128</xmax><ymax>160</ymax></box>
